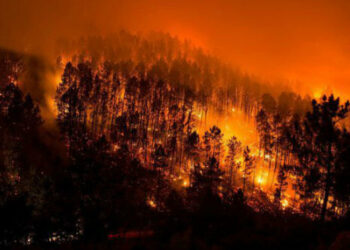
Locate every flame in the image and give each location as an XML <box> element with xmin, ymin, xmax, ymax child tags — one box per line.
<box><xmin>281</xmin><ymin>199</ymin><xmax>289</xmax><ymax>208</ymax></box>
<box><xmin>256</xmin><ymin>176</ymin><xmax>264</xmax><ymax>185</ymax></box>
<box><xmin>313</xmin><ymin>90</ymin><xmax>322</xmax><ymax>99</ymax></box>
<box><xmin>147</xmin><ymin>198</ymin><xmax>157</xmax><ymax>208</ymax></box>
<box><xmin>196</xmin><ymin>105</ymin><xmax>258</xmax><ymax>145</ymax></box>
<box><xmin>183</xmin><ymin>180</ymin><xmax>189</xmax><ymax>187</ymax></box>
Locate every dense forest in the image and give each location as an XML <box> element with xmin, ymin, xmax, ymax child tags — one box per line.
<box><xmin>1</xmin><ymin>32</ymin><xmax>350</xmax><ymax>249</ymax></box>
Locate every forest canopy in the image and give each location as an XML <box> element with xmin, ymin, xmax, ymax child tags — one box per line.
<box><xmin>0</xmin><ymin>31</ymin><xmax>350</xmax><ymax>248</ymax></box>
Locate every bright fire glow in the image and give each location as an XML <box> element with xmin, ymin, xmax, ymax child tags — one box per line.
<box><xmin>281</xmin><ymin>199</ymin><xmax>289</xmax><ymax>208</ymax></box>
<box><xmin>256</xmin><ymin>176</ymin><xmax>264</xmax><ymax>185</ymax></box>
<box><xmin>147</xmin><ymin>198</ymin><xmax>156</xmax><ymax>208</ymax></box>
<box><xmin>182</xmin><ymin>179</ymin><xmax>189</xmax><ymax>188</ymax></box>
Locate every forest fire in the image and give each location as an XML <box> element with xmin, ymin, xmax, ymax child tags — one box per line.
<box><xmin>2</xmin><ymin>0</ymin><xmax>350</xmax><ymax>249</ymax></box>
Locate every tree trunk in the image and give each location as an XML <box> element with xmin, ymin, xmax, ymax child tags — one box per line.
<box><xmin>320</xmin><ymin>164</ymin><xmax>331</xmax><ymax>222</ymax></box>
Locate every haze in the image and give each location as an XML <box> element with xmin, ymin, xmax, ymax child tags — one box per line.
<box><xmin>1</xmin><ymin>0</ymin><xmax>350</xmax><ymax>98</ymax></box>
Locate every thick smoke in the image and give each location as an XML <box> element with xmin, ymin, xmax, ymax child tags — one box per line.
<box><xmin>1</xmin><ymin>0</ymin><xmax>350</xmax><ymax>101</ymax></box>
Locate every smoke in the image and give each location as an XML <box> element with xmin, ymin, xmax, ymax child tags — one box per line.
<box><xmin>19</xmin><ymin>55</ymin><xmax>58</xmax><ymax>125</ymax></box>
<box><xmin>1</xmin><ymin>0</ymin><xmax>350</xmax><ymax>101</ymax></box>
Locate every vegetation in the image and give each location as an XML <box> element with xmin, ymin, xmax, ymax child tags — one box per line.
<box><xmin>0</xmin><ymin>32</ymin><xmax>350</xmax><ymax>249</ymax></box>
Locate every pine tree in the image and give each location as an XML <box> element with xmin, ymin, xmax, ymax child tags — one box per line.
<box><xmin>286</xmin><ymin>95</ymin><xmax>350</xmax><ymax>221</ymax></box>
<box><xmin>225</xmin><ymin>136</ymin><xmax>242</xmax><ymax>186</ymax></box>
<box><xmin>242</xmin><ymin>146</ymin><xmax>255</xmax><ymax>194</ymax></box>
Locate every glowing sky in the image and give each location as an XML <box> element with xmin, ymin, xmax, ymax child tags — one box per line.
<box><xmin>1</xmin><ymin>0</ymin><xmax>350</xmax><ymax>98</ymax></box>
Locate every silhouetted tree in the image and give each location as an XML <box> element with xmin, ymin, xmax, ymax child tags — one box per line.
<box><xmin>225</xmin><ymin>136</ymin><xmax>242</xmax><ymax>186</ymax></box>
<box><xmin>274</xmin><ymin>165</ymin><xmax>289</xmax><ymax>205</ymax></box>
<box><xmin>242</xmin><ymin>147</ymin><xmax>255</xmax><ymax>194</ymax></box>
<box><xmin>285</xmin><ymin>95</ymin><xmax>350</xmax><ymax>221</ymax></box>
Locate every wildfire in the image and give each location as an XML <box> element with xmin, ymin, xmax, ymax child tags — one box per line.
<box><xmin>281</xmin><ymin>199</ymin><xmax>289</xmax><ymax>208</ymax></box>
<box><xmin>256</xmin><ymin>176</ymin><xmax>265</xmax><ymax>185</ymax></box>
<box><xmin>313</xmin><ymin>90</ymin><xmax>322</xmax><ymax>99</ymax></box>
<box><xmin>182</xmin><ymin>179</ymin><xmax>189</xmax><ymax>188</ymax></box>
<box><xmin>147</xmin><ymin>198</ymin><xmax>157</xmax><ymax>208</ymax></box>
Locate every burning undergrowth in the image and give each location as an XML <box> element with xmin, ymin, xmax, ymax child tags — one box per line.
<box><xmin>0</xmin><ymin>31</ymin><xmax>349</xmax><ymax>248</ymax></box>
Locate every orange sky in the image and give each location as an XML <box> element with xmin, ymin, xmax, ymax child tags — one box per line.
<box><xmin>1</xmin><ymin>0</ymin><xmax>350</xmax><ymax>99</ymax></box>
